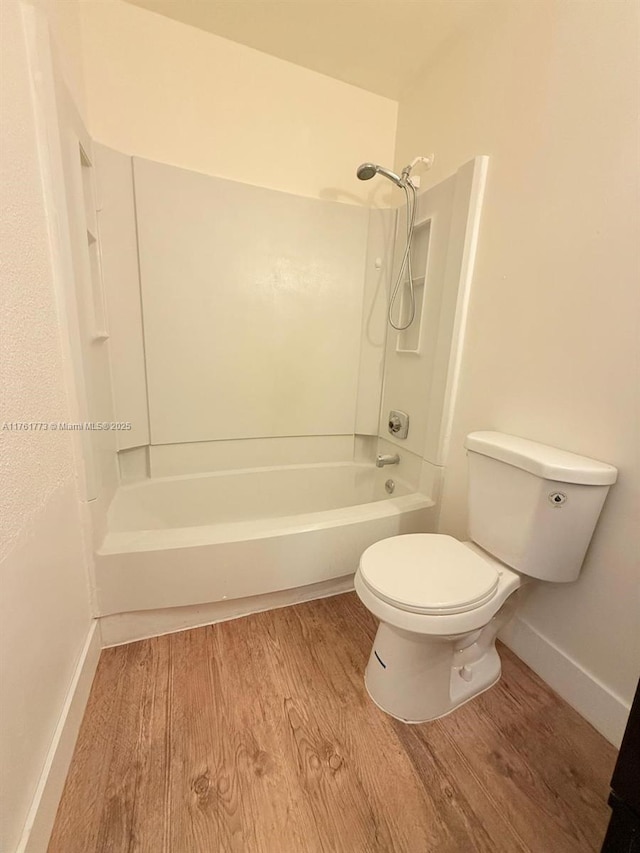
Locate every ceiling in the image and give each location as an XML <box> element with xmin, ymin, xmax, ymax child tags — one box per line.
<box><xmin>122</xmin><ymin>1</ymin><xmax>485</xmax><ymax>100</ymax></box>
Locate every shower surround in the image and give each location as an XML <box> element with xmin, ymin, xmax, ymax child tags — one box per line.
<box><xmin>91</xmin><ymin>148</ymin><xmax>485</xmax><ymax>642</ymax></box>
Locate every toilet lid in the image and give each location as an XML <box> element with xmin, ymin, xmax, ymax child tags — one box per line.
<box><xmin>359</xmin><ymin>534</ymin><xmax>500</xmax><ymax>615</ymax></box>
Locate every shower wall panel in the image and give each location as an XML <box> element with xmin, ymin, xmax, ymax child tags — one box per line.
<box><xmin>95</xmin><ymin>144</ymin><xmax>150</xmax><ymax>451</ymax></box>
<box><xmin>375</xmin><ymin>157</ymin><xmax>487</xmax><ymax>511</ymax></box>
<box><xmin>354</xmin><ymin>207</ymin><xmax>395</xmax><ymax>436</ymax></box>
<box><xmin>379</xmin><ymin>173</ymin><xmax>456</xmax><ymax>463</ymax></box>
<box><xmin>148</xmin><ymin>435</ymin><xmax>355</xmax><ymax>477</ymax></box>
<box><xmin>134</xmin><ymin>157</ymin><xmax>369</xmax><ymax>446</ymax></box>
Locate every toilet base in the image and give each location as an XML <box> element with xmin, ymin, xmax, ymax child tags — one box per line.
<box><xmin>364</xmin><ymin>621</ymin><xmax>503</xmax><ymax>723</ymax></box>
<box><xmin>364</xmin><ymin>670</ymin><xmax>501</xmax><ymax>724</ymax></box>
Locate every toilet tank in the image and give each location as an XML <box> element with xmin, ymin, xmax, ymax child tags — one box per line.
<box><xmin>464</xmin><ymin>432</ymin><xmax>617</xmax><ymax>582</ymax></box>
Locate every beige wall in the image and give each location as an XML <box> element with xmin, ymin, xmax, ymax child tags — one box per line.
<box><xmin>80</xmin><ymin>0</ymin><xmax>397</xmax><ymax>204</ymax></box>
<box><xmin>30</xmin><ymin>0</ymin><xmax>87</xmax><ymax>119</ymax></box>
<box><xmin>0</xmin><ymin>2</ymin><xmax>93</xmax><ymax>849</ymax></box>
<box><xmin>395</xmin><ymin>0</ymin><xmax>639</xmax><ymax>735</ymax></box>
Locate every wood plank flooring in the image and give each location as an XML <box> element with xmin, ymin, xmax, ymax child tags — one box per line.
<box><xmin>49</xmin><ymin>593</ymin><xmax>617</xmax><ymax>852</ymax></box>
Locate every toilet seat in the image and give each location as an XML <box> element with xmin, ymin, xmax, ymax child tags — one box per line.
<box><xmin>359</xmin><ymin>534</ymin><xmax>500</xmax><ymax>616</ymax></box>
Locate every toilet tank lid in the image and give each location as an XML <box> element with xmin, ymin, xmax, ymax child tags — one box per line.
<box><xmin>465</xmin><ymin>432</ymin><xmax>618</xmax><ymax>485</ymax></box>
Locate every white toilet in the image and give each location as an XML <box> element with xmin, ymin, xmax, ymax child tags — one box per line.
<box><xmin>355</xmin><ymin>431</ymin><xmax>617</xmax><ymax>723</ymax></box>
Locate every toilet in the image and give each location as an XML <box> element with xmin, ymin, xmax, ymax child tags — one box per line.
<box><xmin>355</xmin><ymin>431</ymin><xmax>617</xmax><ymax>723</ymax></box>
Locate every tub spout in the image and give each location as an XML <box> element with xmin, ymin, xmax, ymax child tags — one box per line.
<box><xmin>376</xmin><ymin>453</ymin><xmax>400</xmax><ymax>468</ymax></box>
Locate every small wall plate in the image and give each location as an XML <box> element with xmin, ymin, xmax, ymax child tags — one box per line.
<box><xmin>388</xmin><ymin>410</ymin><xmax>409</xmax><ymax>440</ymax></box>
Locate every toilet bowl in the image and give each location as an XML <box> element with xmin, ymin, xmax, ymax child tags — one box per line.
<box><xmin>355</xmin><ymin>535</ymin><xmax>523</xmax><ymax>722</ymax></box>
<box><xmin>355</xmin><ymin>431</ymin><xmax>617</xmax><ymax>723</ymax></box>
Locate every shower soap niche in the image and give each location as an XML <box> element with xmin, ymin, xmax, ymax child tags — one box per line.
<box><xmin>396</xmin><ymin>277</ymin><xmax>425</xmax><ymax>353</ymax></box>
<box><xmin>396</xmin><ymin>218</ymin><xmax>431</xmax><ymax>354</ymax></box>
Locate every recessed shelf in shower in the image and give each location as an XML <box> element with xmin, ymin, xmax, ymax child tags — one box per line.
<box><xmin>396</xmin><ymin>218</ymin><xmax>431</xmax><ymax>354</ymax></box>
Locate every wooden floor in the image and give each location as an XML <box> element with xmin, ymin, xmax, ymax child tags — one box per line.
<box><xmin>50</xmin><ymin>593</ymin><xmax>616</xmax><ymax>853</ymax></box>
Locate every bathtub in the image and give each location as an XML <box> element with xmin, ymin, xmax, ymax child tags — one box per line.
<box><xmin>95</xmin><ymin>462</ymin><xmax>435</xmax><ymax>618</ymax></box>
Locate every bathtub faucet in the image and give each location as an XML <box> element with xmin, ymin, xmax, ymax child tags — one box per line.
<box><xmin>376</xmin><ymin>453</ymin><xmax>400</xmax><ymax>468</ymax></box>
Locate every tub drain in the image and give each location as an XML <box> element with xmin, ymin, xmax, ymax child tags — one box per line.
<box><xmin>385</xmin><ymin>479</ymin><xmax>395</xmax><ymax>494</ymax></box>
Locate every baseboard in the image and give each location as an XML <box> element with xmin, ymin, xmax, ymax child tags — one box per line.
<box><xmin>100</xmin><ymin>575</ymin><xmax>355</xmax><ymax>647</ymax></box>
<box><xmin>16</xmin><ymin>621</ymin><xmax>102</xmax><ymax>853</ymax></box>
<box><xmin>500</xmin><ymin>615</ymin><xmax>630</xmax><ymax>747</ymax></box>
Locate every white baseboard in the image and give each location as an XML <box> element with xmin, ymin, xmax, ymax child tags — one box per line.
<box><xmin>500</xmin><ymin>615</ymin><xmax>630</xmax><ymax>747</ymax></box>
<box><xmin>16</xmin><ymin>621</ymin><xmax>102</xmax><ymax>853</ymax></box>
<box><xmin>100</xmin><ymin>575</ymin><xmax>355</xmax><ymax>647</ymax></box>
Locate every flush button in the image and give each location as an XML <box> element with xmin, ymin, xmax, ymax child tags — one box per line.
<box><xmin>548</xmin><ymin>491</ymin><xmax>567</xmax><ymax>507</ymax></box>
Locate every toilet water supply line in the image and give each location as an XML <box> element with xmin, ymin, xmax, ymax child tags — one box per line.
<box><xmin>356</xmin><ymin>155</ymin><xmax>434</xmax><ymax>331</ymax></box>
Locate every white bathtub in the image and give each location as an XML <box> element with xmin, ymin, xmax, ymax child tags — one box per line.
<box><xmin>95</xmin><ymin>462</ymin><xmax>435</xmax><ymax>618</ymax></box>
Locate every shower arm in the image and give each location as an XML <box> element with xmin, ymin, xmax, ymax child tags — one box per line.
<box><xmin>401</xmin><ymin>155</ymin><xmax>435</xmax><ymax>185</ymax></box>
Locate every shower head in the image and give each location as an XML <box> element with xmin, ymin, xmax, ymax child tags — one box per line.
<box><xmin>356</xmin><ymin>162</ymin><xmax>378</xmax><ymax>181</ymax></box>
<box><xmin>356</xmin><ymin>162</ymin><xmax>404</xmax><ymax>187</ymax></box>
